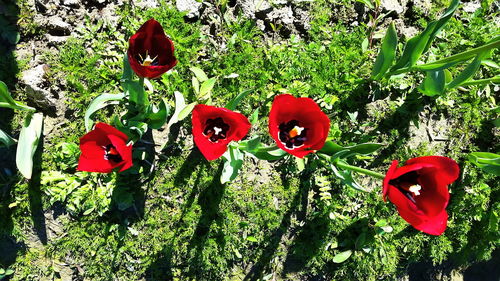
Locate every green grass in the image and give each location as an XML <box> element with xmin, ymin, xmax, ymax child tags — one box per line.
<box><xmin>0</xmin><ymin>1</ymin><xmax>499</xmax><ymax>280</ymax></box>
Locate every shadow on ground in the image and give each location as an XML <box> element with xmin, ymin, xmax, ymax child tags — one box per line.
<box><xmin>0</xmin><ymin>0</ymin><xmax>22</xmax><ymax>275</ymax></box>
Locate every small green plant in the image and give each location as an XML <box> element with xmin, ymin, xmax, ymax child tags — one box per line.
<box><xmin>0</xmin><ymin>268</ymin><xmax>14</xmax><ymax>280</ymax></box>
<box><xmin>371</xmin><ymin>0</ymin><xmax>500</xmax><ymax>96</ymax></box>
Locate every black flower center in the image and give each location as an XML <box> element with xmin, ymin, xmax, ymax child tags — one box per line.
<box><xmin>103</xmin><ymin>144</ymin><xmax>123</xmax><ymax>163</ymax></box>
<box><xmin>203</xmin><ymin>117</ymin><xmax>230</xmax><ymax>143</ymax></box>
<box><xmin>137</xmin><ymin>50</ymin><xmax>159</xmax><ymax>66</ymax></box>
<box><xmin>389</xmin><ymin>171</ymin><xmax>422</xmax><ymax>203</ymax></box>
<box><xmin>279</xmin><ymin>120</ymin><xmax>308</xmax><ymax>149</ymax></box>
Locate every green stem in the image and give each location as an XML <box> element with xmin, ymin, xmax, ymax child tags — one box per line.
<box><xmin>386</xmin><ymin>37</ymin><xmax>500</xmax><ymax>76</ymax></box>
<box><xmin>460</xmin><ymin>76</ymin><xmax>500</xmax><ymax>86</ymax></box>
<box><xmin>335</xmin><ymin>161</ymin><xmax>386</xmax><ymax>180</ymax></box>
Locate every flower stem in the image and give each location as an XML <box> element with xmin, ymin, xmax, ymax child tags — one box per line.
<box><xmin>460</xmin><ymin>76</ymin><xmax>500</xmax><ymax>86</ymax></box>
<box><xmin>334</xmin><ymin>161</ymin><xmax>386</xmax><ymax>180</ymax></box>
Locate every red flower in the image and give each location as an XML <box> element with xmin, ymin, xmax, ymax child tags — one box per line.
<box><xmin>78</xmin><ymin>123</ymin><xmax>133</xmax><ymax>173</ymax></box>
<box><xmin>127</xmin><ymin>18</ymin><xmax>177</xmax><ymax>79</ymax></box>
<box><xmin>383</xmin><ymin>156</ymin><xmax>460</xmax><ymax>235</ymax></box>
<box><xmin>192</xmin><ymin>104</ymin><xmax>251</xmax><ymax>161</ymax></box>
<box><xmin>268</xmin><ymin>94</ymin><xmax>330</xmax><ymax>158</ymax></box>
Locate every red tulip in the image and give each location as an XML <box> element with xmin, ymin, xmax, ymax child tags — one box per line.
<box><xmin>268</xmin><ymin>94</ymin><xmax>330</xmax><ymax>158</ymax></box>
<box><xmin>383</xmin><ymin>156</ymin><xmax>460</xmax><ymax>235</ymax></box>
<box><xmin>78</xmin><ymin>123</ymin><xmax>133</xmax><ymax>173</ymax></box>
<box><xmin>192</xmin><ymin>104</ymin><xmax>251</xmax><ymax>161</ymax></box>
<box><xmin>127</xmin><ymin>18</ymin><xmax>177</xmax><ymax>79</ymax></box>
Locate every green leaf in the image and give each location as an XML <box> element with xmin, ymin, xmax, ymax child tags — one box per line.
<box><xmin>238</xmin><ymin>136</ymin><xmax>261</xmax><ymax>152</ymax></box>
<box><xmin>332</xmin><ymin>250</ymin><xmax>352</xmax><ymax>263</ymax></box>
<box><xmin>391</xmin><ymin>0</ymin><xmax>459</xmax><ymax>70</ymax></box>
<box><xmin>422</xmin><ymin>0</ymin><xmax>460</xmax><ymax>54</ymax></box>
<box><xmin>447</xmin><ymin>54</ymin><xmax>488</xmax><ymax>89</ymax></box>
<box><xmin>468</xmin><ymin>152</ymin><xmax>500</xmax><ymax>176</ymax></box>
<box><xmin>84</xmin><ymin>93</ymin><xmax>125</xmax><ymax>131</ymax></box>
<box><xmin>189</xmin><ymin>67</ymin><xmax>209</xmax><ymax>82</ymax></box>
<box><xmin>225</xmin><ymin>89</ymin><xmax>253</xmax><ymax>110</ymax></box>
<box><xmin>246</xmin><ymin>236</ymin><xmax>258</xmax><ymax>242</ymax></box>
<box><xmin>252</xmin><ymin>147</ymin><xmax>287</xmax><ymax>161</ymax></box>
<box><xmin>331</xmin><ymin>163</ymin><xmax>367</xmax><ymax>192</ymax></box>
<box><xmin>221</xmin><ymin>146</ymin><xmax>244</xmax><ymax>184</ymax></box>
<box><xmin>418</xmin><ymin>69</ymin><xmax>445</xmax><ymax>96</ymax></box>
<box><xmin>145</xmin><ymin>99</ymin><xmax>170</xmax><ymax>129</ymax></box>
<box><xmin>16</xmin><ymin>113</ymin><xmax>44</xmax><ymax>179</ymax></box>
<box><xmin>199</xmin><ymin>78</ymin><xmax>216</xmax><ymax>100</ymax></box>
<box><xmin>192</xmin><ymin>76</ymin><xmax>200</xmax><ymax>95</ymax></box>
<box><xmin>178</xmin><ymin>102</ymin><xmax>197</xmax><ymax>122</ymax></box>
<box><xmin>122</xmin><ymin>54</ymin><xmax>133</xmax><ymax>81</ymax></box>
<box><xmin>0</xmin><ymin>128</ymin><xmax>16</xmax><ymax>147</ymax></box>
<box><xmin>372</xmin><ymin>22</ymin><xmax>398</xmax><ymax>80</ymax></box>
<box><xmin>250</xmin><ymin>108</ymin><xmax>259</xmax><ymax>124</ymax></box>
<box><xmin>295</xmin><ymin>157</ymin><xmax>305</xmax><ymax>171</ymax></box>
<box><xmin>320</xmin><ymin>141</ymin><xmax>382</xmax><ymax>156</ymax></box>
<box><xmin>0</xmin><ymin>81</ymin><xmax>17</xmax><ymax>106</ymax></box>
<box><xmin>124</xmin><ymin>80</ymin><xmax>148</xmax><ymax>108</ymax></box>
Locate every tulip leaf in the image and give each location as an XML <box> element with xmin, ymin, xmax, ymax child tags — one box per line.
<box><xmin>145</xmin><ymin>99</ymin><xmax>170</xmax><ymax>129</ymax></box>
<box><xmin>125</xmin><ymin>80</ymin><xmax>148</xmax><ymax>108</ymax></box>
<box><xmin>391</xmin><ymin>0</ymin><xmax>459</xmax><ymax>71</ymax></box>
<box><xmin>0</xmin><ymin>128</ymin><xmax>16</xmax><ymax>147</ymax></box>
<box><xmin>418</xmin><ymin>69</ymin><xmax>445</xmax><ymax>96</ymax></box>
<box><xmin>225</xmin><ymin>89</ymin><xmax>254</xmax><ymax>111</ymax></box>
<box><xmin>447</xmin><ymin>53</ymin><xmax>488</xmax><ymax>89</ymax></box>
<box><xmin>192</xmin><ymin>76</ymin><xmax>200</xmax><ymax>95</ymax></box>
<box><xmin>372</xmin><ymin>22</ymin><xmax>398</xmax><ymax>80</ymax></box>
<box><xmin>332</xmin><ymin>250</ymin><xmax>352</xmax><ymax>263</ymax></box>
<box><xmin>178</xmin><ymin>102</ymin><xmax>197</xmax><ymax>122</ymax></box>
<box><xmin>190</xmin><ymin>67</ymin><xmax>209</xmax><ymax>82</ymax></box>
<box><xmin>221</xmin><ymin>146</ymin><xmax>244</xmax><ymax>184</ymax></box>
<box><xmin>0</xmin><ymin>80</ymin><xmax>17</xmax><ymax>107</ymax></box>
<box><xmin>238</xmin><ymin>136</ymin><xmax>262</xmax><ymax>152</ymax></box>
<box><xmin>84</xmin><ymin>93</ymin><xmax>125</xmax><ymax>131</ymax></box>
<box><xmin>468</xmin><ymin>152</ymin><xmax>500</xmax><ymax>176</ymax></box>
<box><xmin>122</xmin><ymin>54</ymin><xmax>133</xmax><ymax>81</ymax></box>
<box><xmin>16</xmin><ymin>112</ymin><xmax>44</xmax><ymax>179</ymax></box>
<box><xmin>321</xmin><ymin>141</ymin><xmax>383</xmax><ymax>157</ymax></box>
<box><xmin>250</xmin><ymin>147</ymin><xmax>287</xmax><ymax>161</ymax></box>
<box><xmin>198</xmin><ymin>78</ymin><xmax>216</xmax><ymax>100</ymax></box>
<box><xmin>331</xmin><ymin>163</ymin><xmax>367</xmax><ymax>192</ymax></box>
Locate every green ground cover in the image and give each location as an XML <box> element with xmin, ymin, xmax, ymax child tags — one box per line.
<box><xmin>0</xmin><ymin>0</ymin><xmax>498</xmax><ymax>280</ymax></box>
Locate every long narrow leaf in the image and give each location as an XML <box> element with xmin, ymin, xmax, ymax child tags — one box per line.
<box><xmin>447</xmin><ymin>53</ymin><xmax>488</xmax><ymax>89</ymax></box>
<box><xmin>0</xmin><ymin>128</ymin><xmax>16</xmax><ymax>147</ymax></box>
<box><xmin>0</xmin><ymin>81</ymin><xmax>17</xmax><ymax>106</ymax></box>
<box><xmin>84</xmin><ymin>93</ymin><xmax>125</xmax><ymax>131</ymax></box>
<box><xmin>422</xmin><ymin>0</ymin><xmax>460</xmax><ymax>53</ymax></box>
<box><xmin>225</xmin><ymin>89</ymin><xmax>253</xmax><ymax>110</ymax></box>
<box><xmin>16</xmin><ymin>113</ymin><xmax>43</xmax><ymax>179</ymax></box>
<box><xmin>372</xmin><ymin>22</ymin><xmax>398</xmax><ymax>80</ymax></box>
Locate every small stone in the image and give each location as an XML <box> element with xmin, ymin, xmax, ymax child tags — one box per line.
<box><xmin>21</xmin><ymin>65</ymin><xmax>57</xmax><ymax>111</ymax></box>
<box><xmin>463</xmin><ymin>1</ymin><xmax>481</xmax><ymax>13</ymax></box>
<box><xmin>45</xmin><ymin>34</ymin><xmax>68</xmax><ymax>45</ymax></box>
<box><xmin>176</xmin><ymin>0</ymin><xmax>203</xmax><ymax>19</ymax></box>
<box><xmin>268</xmin><ymin>6</ymin><xmax>294</xmax><ymax>25</ymax></box>
<box><xmin>46</xmin><ymin>16</ymin><xmax>71</xmax><ymax>35</ymax></box>
<box><xmin>60</xmin><ymin>0</ymin><xmax>79</xmax><ymax>7</ymax></box>
<box><xmin>381</xmin><ymin>0</ymin><xmax>408</xmax><ymax>14</ymax></box>
<box><xmin>135</xmin><ymin>0</ymin><xmax>158</xmax><ymax>9</ymax></box>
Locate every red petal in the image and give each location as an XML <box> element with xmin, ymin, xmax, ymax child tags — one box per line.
<box><xmin>192</xmin><ymin>104</ymin><xmax>250</xmax><ymax>161</ymax></box>
<box><xmin>382</xmin><ymin>160</ymin><xmax>399</xmax><ymax>201</ymax></box>
<box><xmin>268</xmin><ymin>94</ymin><xmax>330</xmax><ymax>158</ymax></box>
<box><xmin>406</xmin><ymin>156</ymin><xmax>460</xmax><ymax>185</ymax></box>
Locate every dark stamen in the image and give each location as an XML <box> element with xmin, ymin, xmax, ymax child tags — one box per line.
<box><xmin>103</xmin><ymin>144</ymin><xmax>123</xmax><ymax>163</ymax></box>
<box><xmin>203</xmin><ymin>117</ymin><xmax>230</xmax><ymax>143</ymax></box>
<box><xmin>278</xmin><ymin>120</ymin><xmax>308</xmax><ymax>149</ymax></box>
